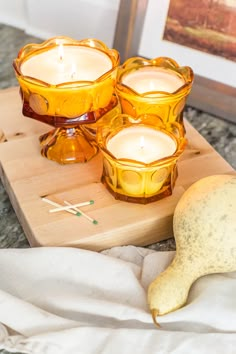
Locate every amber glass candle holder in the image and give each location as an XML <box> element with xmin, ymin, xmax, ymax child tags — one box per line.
<box><xmin>13</xmin><ymin>37</ymin><xmax>120</xmax><ymax>164</ymax></box>
<box><xmin>97</xmin><ymin>114</ymin><xmax>187</xmax><ymax>204</ymax></box>
<box><xmin>116</xmin><ymin>57</ymin><xmax>194</xmax><ymax>133</ymax></box>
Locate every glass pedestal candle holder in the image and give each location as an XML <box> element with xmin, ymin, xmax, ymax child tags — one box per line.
<box><xmin>13</xmin><ymin>37</ymin><xmax>120</xmax><ymax>164</ymax></box>
<box><xmin>116</xmin><ymin>57</ymin><xmax>194</xmax><ymax>133</ymax></box>
<box><xmin>97</xmin><ymin>114</ymin><xmax>187</xmax><ymax>204</ymax></box>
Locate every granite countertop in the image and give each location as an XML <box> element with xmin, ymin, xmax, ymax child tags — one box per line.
<box><xmin>0</xmin><ymin>24</ymin><xmax>235</xmax><ymax>252</ymax></box>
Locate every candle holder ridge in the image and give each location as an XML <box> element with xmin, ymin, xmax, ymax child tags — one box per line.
<box><xmin>97</xmin><ymin>114</ymin><xmax>187</xmax><ymax>204</ymax></box>
<box><xmin>13</xmin><ymin>37</ymin><xmax>120</xmax><ymax>164</ymax></box>
<box><xmin>116</xmin><ymin>57</ymin><xmax>194</xmax><ymax>132</ymax></box>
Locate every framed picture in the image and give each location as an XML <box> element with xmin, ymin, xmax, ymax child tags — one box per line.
<box><xmin>114</xmin><ymin>0</ymin><xmax>236</xmax><ymax>123</ymax></box>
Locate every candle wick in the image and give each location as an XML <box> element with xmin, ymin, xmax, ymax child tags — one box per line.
<box><xmin>58</xmin><ymin>44</ymin><xmax>64</xmax><ymax>62</ymax></box>
<box><xmin>71</xmin><ymin>71</ymin><xmax>76</xmax><ymax>80</ymax></box>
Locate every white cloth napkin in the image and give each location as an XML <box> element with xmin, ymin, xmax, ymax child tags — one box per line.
<box><xmin>0</xmin><ymin>246</ymin><xmax>236</xmax><ymax>354</ymax></box>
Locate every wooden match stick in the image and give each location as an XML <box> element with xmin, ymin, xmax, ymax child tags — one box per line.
<box><xmin>41</xmin><ymin>197</ymin><xmax>81</xmax><ymax>217</ymax></box>
<box><xmin>64</xmin><ymin>200</ymin><xmax>98</xmax><ymax>225</ymax></box>
<box><xmin>49</xmin><ymin>200</ymin><xmax>94</xmax><ymax>213</ymax></box>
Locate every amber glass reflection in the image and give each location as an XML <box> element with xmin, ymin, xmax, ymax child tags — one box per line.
<box><xmin>116</xmin><ymin>57</ymin><xmax>194</xmax><ymax>133</ymax></box>
<box><xmin>97</xmin><ymin>114</ymin><xmax>187</xmax><ymax>204</ymax></box>
<box><xmin>13</xmin><ymin>37</ymin><xmax>120</xmax><ymax>164</ymax></box>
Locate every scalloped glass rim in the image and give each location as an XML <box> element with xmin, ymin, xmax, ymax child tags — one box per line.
<box><xmin>117</xmin><ymin>56</ymin><xmax>194</xmax><ymax>98</ymax></box>
<box><xmin>98</xmin><ymin>117</ymin><xmax>187</xmax><ymax>167</ymax></box>
<box><xmin>13</xmin><ymin>36</ymin><xmax>120</xmax><ymax>88</ymax></box>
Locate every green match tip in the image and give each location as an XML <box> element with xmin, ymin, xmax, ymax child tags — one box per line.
<box><xmin>90</xmin><ymin>200</ymin><xmax>95</xmax><ymax>204</ymax></box>
<box><xmin>76</xmin><ymin>212</ymin><xmax>82</xmax><ymax>216</ymax></box>
<box><xmin>93</xmin><ymin>220</ymin><xmax>98</xmax><ymax>225</ymax></box>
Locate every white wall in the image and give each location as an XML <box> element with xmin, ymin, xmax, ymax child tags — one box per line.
<box><xmin>0</xmin><ymin>0</ymin><xmax>120</xmax><ymax>47</ymax></box>
<box><xmin>0</xmin><ymin>0</ymin><xmax>27</xmax><ymax>29</ymax></box>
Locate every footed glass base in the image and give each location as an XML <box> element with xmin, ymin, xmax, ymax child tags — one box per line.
<box><xmin>39</xmin><ymin>126</ymin><xmax>98</xmax><ymax>164</ymax></box>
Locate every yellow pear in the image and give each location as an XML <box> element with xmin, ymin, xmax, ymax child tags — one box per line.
<box><xmin>148</xmin><ymin>174</ymin><xmax>236</xmax><ymax>325</ymax></box>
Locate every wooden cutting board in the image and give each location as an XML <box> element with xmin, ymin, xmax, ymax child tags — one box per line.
<box><xmin>0</xmin><ymin>87</ymin><xmax>234</xmax><ymax>251</ymax></box>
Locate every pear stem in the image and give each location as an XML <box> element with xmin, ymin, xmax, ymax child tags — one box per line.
<box><xmin>151</xmin><ymin>309</ymin><xmax>161</xmax><ymax>328</ymax></box>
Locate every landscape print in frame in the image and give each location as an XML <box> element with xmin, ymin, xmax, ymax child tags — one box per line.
<box><xmin>163</xmin><ymin>0</ymin><xmax>236</xmax><ymax>62</ymax></box>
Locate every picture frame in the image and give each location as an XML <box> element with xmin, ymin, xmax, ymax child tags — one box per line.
<box><xmin>114</xmin><ymin>0</ymin><xmax>236</xmax><ymax>123</ymax></box>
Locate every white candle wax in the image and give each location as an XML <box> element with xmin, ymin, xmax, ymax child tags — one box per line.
<box><xmin>122</xmin><ymin>67</ymin><xmax>185</xmax><ymax>94</ymax></box>
<box><xmin>21</xmin><ymin>46</ymin><xmax>112</xmax><ymax>85</ymax></box>
<box><xmin>107</xmin><ymin>126</ymin><xmax>176</xmax><ymax>163</ymax></box>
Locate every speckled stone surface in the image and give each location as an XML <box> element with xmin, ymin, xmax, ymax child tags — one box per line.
<box><xmin>0</xmin><ymin>24</ymin><xmax>235</xmax><ymax>253</ymax></box>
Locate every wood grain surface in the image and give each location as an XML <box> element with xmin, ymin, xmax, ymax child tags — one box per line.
<box><xmin>0</xmin><ymin>87</ymin><xmax>234</xmax><ymax>251</ymax></box>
